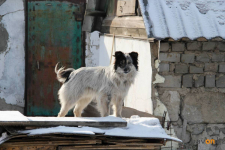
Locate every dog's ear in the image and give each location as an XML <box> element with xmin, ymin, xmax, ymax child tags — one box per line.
<box><xmin>114</xmin><ymin>51</ymin><xmax>124</xmax><ymax>58</ymax></box>
<box><xmin>129</xmin><ymin>52</ymin><xmax>138</xmax><ymax>70</ymax></box>
<box><xmin>129</xmin><ymin>52</ymin><xmax>138</xmax><ymax>60</ymax></box>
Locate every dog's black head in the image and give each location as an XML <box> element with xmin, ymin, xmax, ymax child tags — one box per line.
<box><xmin>114</xmin><ymin>51</ymin><xmax>138</xmax><ymax>74</ymax></box>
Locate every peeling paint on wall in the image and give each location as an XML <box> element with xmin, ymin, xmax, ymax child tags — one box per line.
<box><xmin>0</xmin><ymin>0</ymin><xmax>25</xmax><ymax>108</ymax></box>
<box><xmin>85</xmin><ymin>31</ymin><xmax>100</xmax><ymax>67</ymax></box>
<box><xmin>0</xmin><ymin>23</ymin><xmax>8</xmax><ymax>53</ymax></box>
<box><xmin>153</xmin><ymin>73</ymin><xmax>165</xmax><ymax>84</ymax></box>
<box><xmin>0</xmin><ymin>0</ymin><xmax>6</xmax><ymax>6</ymax></box>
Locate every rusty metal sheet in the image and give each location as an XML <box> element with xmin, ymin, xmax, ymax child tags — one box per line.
<box><xmin>26</xmin><ymin>1</ymin><xmax>85</xmax><ymax>116</ymax></box>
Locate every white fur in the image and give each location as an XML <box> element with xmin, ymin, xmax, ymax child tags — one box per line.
<box><xmin>56</xmin><ymin>54</ymin><xmax>138</xmax><ymax>117</ymax></box>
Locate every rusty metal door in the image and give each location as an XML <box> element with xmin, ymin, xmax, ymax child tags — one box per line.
<box><xmin>26</xmin><ymin>0</ymin><xmax>85</xmax><ymax>116</ymax></box>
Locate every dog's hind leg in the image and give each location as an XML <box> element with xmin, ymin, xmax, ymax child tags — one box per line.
<box><xmin>58</xmin><ymin>102</ymin><xmax>74</xmax><ymax>117</ymax></box>
<box><xmin>73</xmin><ymin>98</ymin><xmax>92</xmax><ymax>117</ymax></box>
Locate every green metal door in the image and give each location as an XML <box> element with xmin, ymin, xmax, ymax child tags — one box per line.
<box><xmin>26</xmin><ymin>0</ymin><xmax>85</xmax><ymax>116</ymax></box>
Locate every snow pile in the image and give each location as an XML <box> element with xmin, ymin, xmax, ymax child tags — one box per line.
<box><xmin>20</xmin><ymin>116</ymin><xmax>181</xmax><ymax>142</ymax></box>
<box><xmin>0</xmin><ymin>133</ymin><xmax>8</xmax><ymax>142</ymax></box>
<box><xmin>139</xmin><ymin>0</ymin><xmax>225</xmax><ymax>40</ymax></box>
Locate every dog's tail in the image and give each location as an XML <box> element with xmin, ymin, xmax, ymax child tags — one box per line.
<box><xmin>55</xmin><ymin>63</ymin><xmax>75</xmax><ymax>83</ymax></box>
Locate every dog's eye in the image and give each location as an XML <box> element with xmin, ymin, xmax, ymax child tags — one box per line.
<box><xmin>120</xmin><ymin>60</ymin><xmax>125</xmax><ymax>65</ymax></box>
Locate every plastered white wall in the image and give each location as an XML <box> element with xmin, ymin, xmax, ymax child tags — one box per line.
<box><xmin>0</xmin><ymin>0</ymin><xmax>25</xmax><ymax>107</ymax></box>
<box><xmin>85</xmin><ymin>31</ymin><xmax>100</xmax><ymax>67</ymax></box>
<box><xmin>85</xmin><ymin>32</ymin><xmax>153</xmax><ymax>114</ymax></box>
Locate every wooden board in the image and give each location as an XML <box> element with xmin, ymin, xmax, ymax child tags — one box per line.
<box><xmin>117</xmin><ymin>0</ymin><xmax>136</xmax><ymax>16</ymax></box>
<box><xmin>102</xmin><ymin>16</ymin><xmax>145</xmax><ymax>29</ymax></box>
<box><xmin>101</xmin><ymin>26</ymin><xmax>147</xmax><ymax>38</ymax></box>
<box><xmin>0</xmin><ymin>134</ymin><xmax>164</xmax><ymax>150</ymax></box>
<box><xmin>58</xmin><ymin>145</ymin><xmax>161</xmax><ymax>150</ymax></box>
<box><xmin>0</xmin><ymin>111</ymin><xmax>127</xmax><ymax>127</ymax></box>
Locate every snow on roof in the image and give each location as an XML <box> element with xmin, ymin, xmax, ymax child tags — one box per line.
<box><xmin>19</xmin><ymin>116</ymin><xmax>181</xmax><ymax>142</ymax></box>
<box><xmin>138</xmin><ymin>0</ymin><xmax>225</xmax><ymax>40</ymax></box>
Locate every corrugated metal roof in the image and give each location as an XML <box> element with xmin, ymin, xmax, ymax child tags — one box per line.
<box><xmin>138</xmin><ymin>0</ymin><xmax>225</xmax><ymax>40</ymax></box>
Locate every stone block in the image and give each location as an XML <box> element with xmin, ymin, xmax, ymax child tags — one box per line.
<box><xmin>219</xmin><ymin>64</ymin><xmax>225</xmax><ymax>73</ymax></box>
<box><xmin>212</xmin><ymin>53</ymin><xmax>224</xmax><ymax>62</ymax></box>
<box><xmin>158</xmin><ymin>75</ymin><xmax>181</xmax><ymax>87</ymax></box>
<box><xmin>160</xmin><ymin>91</ymin><xmax>180</xmax><ymax>121</ymax></box>
<box><xmin>205</xmin><ymin>75</ymin><xmax>215</xmax><ymax>87</ymax></box>
<box><xmin>190</xmin><ymin>66</ymin><xmax>203</xmax><ymax>73</ymax></box>
<box><xmin>181</xmin><ymin>54</ymin><xmax>195</xmax><ymax>63</ymax></box>
<box><xmin>159</xmin><ymin>63</ymin><xmax>169</xmax><ymax>72</ymax></box>
<box><xmin>216</xmin><ymin>75</ymin><xmax>225</xmax><ymax>87</ymax></box>
<box><xmin>196</xmin><ymin>53</ymin><xmax>210</xmax><ymax>62</ymax></box>
<box><xmin>159</xmin><ymin>53</ymin><xmax>180</xmax><ymax>62</ymax></box>
<box><xmin>194</xmin><ymin>75</ymin><xmax>204</xmax><ymax>87</ymax></box>
<box><xmin>204</xmin><ymin>63</ymin><xmax>218</xmax><ymax>72</ymax></box>
<box><xmin>182</xmin><ymin>92</ymin><xmax>225</xmax><ymax>123</ymax></box>
<box><xmin>202</xmin><ymin>42</ymin><xmax>216</xmax><ymax>51</ymax></box>
<box><xmin>187</xmin><ymin>42</ymin><xmax>201</xmax><ymax>51</ymax></box>
<box><xmin>172</xmin><ymin>43</ymin><xmax>185</xmax><ymax>51</ymax></box>
<box><xmin>183</xmin><ymin>74</ymin><xmax>193</xmax><ymax>87</ymax></box>
<box><xmin>187</xmin><ymin>124</ymin><xmax>206</xmax><ymax>135</ymax></box>
<box><xmin>160</xmin><ymin>43</ymin><xmax>169</xmax><ymax>52</ymax></box>
<box><xmin>217</xmin><ymin>42</ymin><xmax>225</xmax><ymax>51</ymax></box>
<box><xmin>175</xmin><ymin>64</ymin><xmax>188</xmax><ymax>73</ymax></box>
<box><xmin>173</xmin><ymin>126</ymin><xmax>191</xmax><ymax>144</ymax></box>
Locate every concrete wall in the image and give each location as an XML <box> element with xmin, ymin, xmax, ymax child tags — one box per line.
<box><xmin>151</xmin><ymin>40</ymin><xmax>225</xmax><ymax>150</ymax></box>
<box><xmin>0</xmin><ymin>0</ymin><xmax>25</xmax><ymax>113</ymax></box>
<box><xmin>85</xmin><ymin>31</ymin><xmax>153</xmax><ymax>114</ymax></box>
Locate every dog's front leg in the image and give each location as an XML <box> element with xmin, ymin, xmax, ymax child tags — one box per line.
<box><xmin>97</xmin><ymin>94</ymin><xmax>111</xmax><ymax>117</ymax></box>
<box><xmin>113</xmin><ymin>97</ymin><xmax>123</xmax><ymax>118</ymax></box>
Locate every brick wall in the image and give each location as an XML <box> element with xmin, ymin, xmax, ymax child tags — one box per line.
<box><xmin>158</xmin><ymin>42</ymin><xmax>225</xmax><ymax>88</ymax></box>
<box><xmin>151</xmin><ymin>40</ymin><xmax>225</xmax><ymax>150</ymax></box>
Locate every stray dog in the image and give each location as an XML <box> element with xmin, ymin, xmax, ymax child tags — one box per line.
<box><xmin>55</xmin><ymin>51</ymin><xmax>138</xmax><ymax>117</ymax></box>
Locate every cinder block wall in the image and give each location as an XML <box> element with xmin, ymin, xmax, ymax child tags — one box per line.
<box><xmin>151</xmin><ymin>40</ymin><xmax>225</xmax><ymax>150</ymax></box>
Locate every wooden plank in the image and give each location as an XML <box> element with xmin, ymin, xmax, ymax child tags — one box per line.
<box><xmin>58</xmin><ymin>145</ymin><xmax>160</xmax><ymax>150</ymax></box>
<box><xmin>117</xmin><ymin>0</ymin><xmax>136</xmax><ymax>16</ymax></box>
<box><xmin>0</xmin><ymin>146</ymin><xmax>57</xmax><ymax>150</ymax></box>
<box><xmin>1</xmin><ymin>139</ymin><xmax>101</xmax><ymax>146</ymax></box>
<box><xmin>101</xmin><ymin>26</ymin><xmax>147</xmax><ymax>38</ymax></box>
<box><xmin>0</xmin><ymin>111</ymin><xmax>127</xmax><ymax>127</ymax></box>
<box><xmin>102</xmin><ymin>16</ymin><xmax>145</xmax><ymax>29</ymax></box>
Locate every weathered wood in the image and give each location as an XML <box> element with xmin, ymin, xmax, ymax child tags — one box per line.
<box><xmin>102</xmin><ymin>16</ymin><xmax>145</xmax><ymax>29</ymax></box>
<box><xmin>1</xmin><ymin>139</ymin><xmax>101</xmax><ymax>146</ymax></box>
<box><xmin>117</xmin><ymin>0</ymin><xmax>136</xmax><ymax>16</ymax></box>
<box><xmin>0</xmin><ymin>134</ymin><xmax>164</xmax><ymax>149</ymax></box>
<box><xmin>101</xmin><ymin>27</ymin><xmax>147</xmax><ymax>38</ymax></box>
<box><xmin>0</xmin><ymin>146</ymin><xmax>57</xmax><ymax>150</ymax></box>
<box><xmin>58</xmin><ymin>145</ymin><xmax>161</xmax><ymax>150</ymax></box>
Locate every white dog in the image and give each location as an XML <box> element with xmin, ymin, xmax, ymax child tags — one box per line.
<box><xmin>55</xmin><ymin>51</ymin><xmax>138</xmax><ymax>117</ymax></box>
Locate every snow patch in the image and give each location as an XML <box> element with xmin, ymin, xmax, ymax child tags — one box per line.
<box><xmin>0</xmin><ymin>132</ymin><xmax>8</xmax><ymax>142</ymax></box>
<box><xmin>19</xmin><ymin>116</ymin><xmax>182</xmax><ymax>142</ymax></box>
